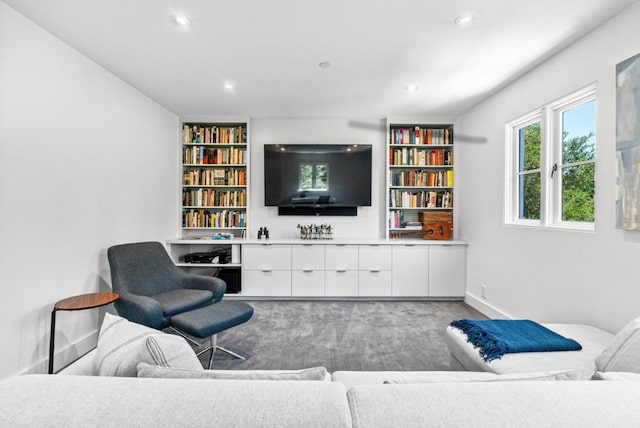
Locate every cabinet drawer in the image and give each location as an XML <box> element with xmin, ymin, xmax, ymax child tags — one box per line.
<box><xmin>325</xmin><ymin>245</ymin><xmax>358</xmax><ymax>270</ymax></box>
<box><xmin>242</xmin><ymin>270</ymin><xmax>292</xmax><ymax>296</ymax></box>
<box><xmin>325</xmin><ymin>270</ymin><xmax>358</xmax><ymax>297</ymax></box>
<box><xmin>243</xmin><ymin>244</ymin><xmax>291</xmax><ymax>270</ymax></box>
<box><xmin>358</xmin><ymin>245</ymin><xmax>392</xmax><ymax>271</ymax></box>
<box><xmin>292</xmin><ymin>270</ymin><xmax>325</xmax><ymax>297</ymax></box>
<box><xmin>358</xmin><ymin>270</ymin><xmax>392</xmax><ymax>297</ymax></box>
<box><xmin>291</xmin><ymin>245</ymin><xmax>325</xmax><ymax>270</ymax></box>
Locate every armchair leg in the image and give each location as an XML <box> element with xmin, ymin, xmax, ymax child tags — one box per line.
<box><xmin>171</xmin><ymin>328</ymin><xmax>246</xmax><ymax>369</ymax></box>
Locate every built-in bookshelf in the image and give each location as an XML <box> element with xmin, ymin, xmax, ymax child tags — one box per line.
<box><xmin>386</xmin><ymin>122</ymin><xmax>454</xmax><ymax>239</ymax></box>
<box><xmin>181</xmin><ymin>122</ymin><xmax>248</xmax><ymax>238</ymax></box>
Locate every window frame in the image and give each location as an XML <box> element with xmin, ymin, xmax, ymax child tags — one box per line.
<box><xmin>505</xmin><ymin>84</ymin><xmax>597</xmax><ymax>231</ymax></box>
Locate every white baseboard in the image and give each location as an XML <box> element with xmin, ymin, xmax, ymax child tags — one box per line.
<box><xmin>22</xmin><ymin>330</ymin><xmax>98</xmax><ymax>375</ymax></box>
<box><xmin>464</xmin><ymin>292</ymin><xmax>513</xmax><ymax>320</ymax></box>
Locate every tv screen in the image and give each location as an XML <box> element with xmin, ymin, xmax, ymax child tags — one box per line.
<box><xmin>264</xmin><ymin>144</ymin><xmax>372</xmax><ymax>207</ymax></box>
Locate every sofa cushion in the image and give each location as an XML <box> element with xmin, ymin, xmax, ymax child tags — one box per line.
<box><xmin>346</xmin><ymin>381</ymin><xmax>640</xmax><ymax>428</ymax></box>
<box><xmin>591</xmin><ymin>371</ymin><xmax>640</xmax><ymax>381</ymax></box>
<box><xmin>383</xmin><ymin>370</ymin><xmax>581</xmax><ymax>384</ymax></box>
<box><xmin>137</xmin><ymin>362</ymin><xmax>328</xmax><ymax>381</ymax></box>
<box><xmin>0</xmin><ymin>374</ymin><xmax>351</xmax><ymax>428</ymax></box>
<box><xmin>96</xmin><ymin>313</ymin><xmax>202</xmax><ymax>376</ymax></box>
<box><xmin>595</xmin><ymin>316</ymin><xmax>640</xmax><ymax>373</ymax></box>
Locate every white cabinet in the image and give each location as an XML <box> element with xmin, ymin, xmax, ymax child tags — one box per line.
<box><xmin>291</xmin><ymin>245</ymin><xmax>325</xmax><ymax>296</ymax></box>
<box><xmin>358</xmin><ymin>245</ymin><xmax>392</xmax><ymax>296</ymax></box>
<box><xmin>429</xmin><ymin>245</ymin><xmax>466</xmax><ymax>297</ymax></box>
<box><xmin>325</xmin><ymin>245</ymin><xmax>359</xmax><ymax>296</ymax></box>
<box><xmin>392</xmin><ymin>245</ymin><xmax>429</xmax><ymax>296</ymax></box>
<box><xmin>168</xmin><ymin>239</ymin><xmax>466</xmax><ymax>298</ymax></box>
<box><xmin>243</xmin><ymin>244</ymin><xmax>292</xmax><ymax>296</ymax></box>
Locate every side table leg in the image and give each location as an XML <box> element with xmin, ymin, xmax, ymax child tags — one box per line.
<box><xmin>48</xmin><ymin>309</ymin><xmax>57</xmax><ymax>374</ymax></box>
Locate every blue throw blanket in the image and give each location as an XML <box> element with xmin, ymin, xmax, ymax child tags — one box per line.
<box><xmin>450</xmin><ymin>319</ymin><xmax>582</xmax><ymax>362</ymax></box>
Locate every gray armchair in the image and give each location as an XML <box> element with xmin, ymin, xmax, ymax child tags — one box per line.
<box><xmin>107</xmin><ymin>241</ymin><xmax>226</xmax><ymax>329</ymax></box>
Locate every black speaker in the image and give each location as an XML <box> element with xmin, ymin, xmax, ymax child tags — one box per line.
<box><xmin>216</xmin><ymin>268</ymin><xmax>241</xmax><ymax>294</ymax></box>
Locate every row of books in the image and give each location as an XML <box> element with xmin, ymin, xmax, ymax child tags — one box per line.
<box><xmin>182</xmin><ymin>209</ymin><xmax>246</xmax><ymax>228</ymax></box>
<box><xmin>183</xmin><ymin>168</ymin><xmax>246</xmax><ymax>186</ymax></box>
<box><xmin>182</xmin><ymin>124</ymin><xmax>246</xmax><ymax>145</ymax></box>
<box><xmin>389</xmin><ymin>190</ymin><xmax>453</xmax><ymax>209</ymax></box>
<box><xmin>182</xmin><ymin>189</ymin><xmax>246</xmax><ymax>207</ymax></box>
<box><xmin>391</xmin><ymin>127</ymin><xmax>452</xmax><ymax>145</ymax></box>
<box><xmin>390</xmin><ymin>170</ymin><xmax>454</xmax><ymax>187</ymax></box>
<box><xmin>390</xmin><ymin>147</ymin><xmax>453</xmax><ymax>167</ymax></box>
<box><xmin>183</xmin><ymin>147</ymin><xmax>246</xmax><ymax>165</ymax></box>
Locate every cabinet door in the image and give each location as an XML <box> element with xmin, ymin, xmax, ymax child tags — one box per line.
<box><xmin>392</xmin><ymin>245</ymin><xmax>429</xmax><ymax>296</ymax></box>
<box><xmin>358</xmin><ymin>245</ymin><xmax>392</xmax><ymax>271</ymax></box>
<box><xmin>242</xmin><ymin>270</ymin><xmax>292</xmax><ymax>296</ymax></box>
<box><xmin>243</xmin><ymin>244</ymin><xmax>291</xmax><ymax>270</ymax></box>
<box><xmin>358</xmin><ymin>270</ymin><xmax>392</xmax><ymax>296</ymax></box>
<box><xmin>325</xmin><ymin>270</ymin><xmax>358</xmax><ymax>297</ymax></box>
<box><xmin>291</xmin><ymin>245</ymin><xmax>325</xmax><ymax>270</ymax></box>
<box><xmin>292</xmin><ymin>270</ymin><xmax>325</xmax><ymax>296</ymax></box>
<box><xmin>429</xmin><ymin>245</ymin><xmax>466</xmax><ymax>297</ymax></box>
<box><xmin>325</xmin><ymin>245</ymin><xmax>358</xmax><ymax>270</ymax></box>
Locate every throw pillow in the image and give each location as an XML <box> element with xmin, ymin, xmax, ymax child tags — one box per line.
<box><xmin>383</xmin><ymin>370</ymin><xmax>581</xmax><ymax>384</ymax></box>
<box><xmin>595</xmin><ymin>316</ymin><xmax>640</xmax><ymax>373</ymax></box>
<box><xmin>137</xmin><ymin>362</ymin><xmax>328</xmax><ymax>381</ymax></box>
<box><xmin>96</xmin><ymin>313</ymin><xmax>202</xmax><ymax>376</ymax></box>
<box><xmin>591</xmin><ymin>371</ymin><xmax>640</xmax><ymax>381</ymax></box>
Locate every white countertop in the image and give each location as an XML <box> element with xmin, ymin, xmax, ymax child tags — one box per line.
<box><xmin>167</xmin><ymin>238</ymin><xmax>467</xmax><ymax>246</ymax></box>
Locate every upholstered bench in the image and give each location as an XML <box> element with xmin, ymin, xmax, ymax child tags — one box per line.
<box><xmin>445</xmin><ymin>323</ymin><xmax>614</xmax><ymax>379</ymax></box>
<box><xmin>171</xmin><ymin>300</ymin><xmax>254</xmax><ymax>368</ymax></box>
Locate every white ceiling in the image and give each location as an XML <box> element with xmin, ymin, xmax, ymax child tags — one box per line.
<box><xmin>3</xmin><ymin>0</ymin><xmax>637</xmax><ymax>118</ymax></box>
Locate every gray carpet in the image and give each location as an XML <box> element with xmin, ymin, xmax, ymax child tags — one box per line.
<box><xmin>194</xmin><ymin>300</ymin><xmax>485</xmax><ymax>372</ymax></box>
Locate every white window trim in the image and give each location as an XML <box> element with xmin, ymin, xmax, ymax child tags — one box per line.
<box><xmin>505</xmin><ymin>83</ymin><xmax>597</xmax><ymax>231</ymax></box>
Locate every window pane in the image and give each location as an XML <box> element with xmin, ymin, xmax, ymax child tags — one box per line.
<box><xmin>562</xmin><ymin>163</ymin><xmax>595</xmax><ymax>222</ymax></box>
<box><xmin>562</xmin><ymin>100</ymin><xmax>596</xmax><ymax>164</ymax></box>
<box><xmin>518</xmin><ymin>122</ymin><xmax>541</xmax><ymax>171</ymax></box>
<box><xmin>299</xmin><ymin>164</ymin><xmax>312</xmax><ymax>190</ymax></box>
<box><xmin>315</xmin><ymin>164</ymin><xmax>328</xmax><ymax>190</ymax></box>
<box><xmin>519</xmin><ymin>172</ymin><xmax>541</xmax><ymax>220</ymax></box>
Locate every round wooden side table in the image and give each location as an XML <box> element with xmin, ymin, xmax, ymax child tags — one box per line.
<box><xmin>48</xmin><ymin>292</ymin><xmax>119</xmax><ymax>374</ymax></box>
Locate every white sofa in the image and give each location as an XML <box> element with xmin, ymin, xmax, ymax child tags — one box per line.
<box><xmin>3</xmin><ymin>316</ymin><xmax>639</xmax><ymax>426</ymax></box>
<box><xmin>2</xmin><ymin>366</ymin><xmax>640</xmax><ymax>427</ymax></box>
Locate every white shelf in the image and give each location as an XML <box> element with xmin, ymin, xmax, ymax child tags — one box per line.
<box><xmin>175</xmin><ymin>263</ymin><xmax>241</xmax><ymax>268</ymax></box>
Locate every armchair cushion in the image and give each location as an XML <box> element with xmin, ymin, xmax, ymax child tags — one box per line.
<box><xmin>96</xmin><ymin>313</ymin><xmax>202</xmax><ymax>377</ymax></box>
<box><xmin>152</xmin><ymin>289</ymin><xmax>214</xmax><ymax>316</ymax></box>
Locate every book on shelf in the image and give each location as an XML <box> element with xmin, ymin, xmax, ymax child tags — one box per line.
<box><xmin>182</xmin><ymin>124</ymin><xmax>246</xmax><ymax>145</ymax></box>
<box><xmin>391</xmin><ymin>127</ymin><xmax>452</xmax><ymax>145</ymax></box>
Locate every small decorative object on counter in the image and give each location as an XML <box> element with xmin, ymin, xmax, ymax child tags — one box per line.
<box><xmin>297</xmin><ymin>223</ymin><xmax>333</xmax><ymax>240</ymax></box>
<box><xmin>257</xmin><ymin>227</ymin><xmax>270</xmax><ymax>240</ymax></box>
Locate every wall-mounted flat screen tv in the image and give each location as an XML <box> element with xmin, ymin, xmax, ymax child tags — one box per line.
<box><xmin>264</xmin><ymin>144</ymin><xmax>372</xmax><ymax>208</ymax></box>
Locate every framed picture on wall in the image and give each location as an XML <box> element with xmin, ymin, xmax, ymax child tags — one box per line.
<box><xmin>616</xmin><ymin>52</ymin><xmax>640</xmax><ymax>230</ymax></box>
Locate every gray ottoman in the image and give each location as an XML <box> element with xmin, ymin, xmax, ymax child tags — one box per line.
<box><xmin>171</xmin><ymin>300</ymin><xmax>254</xmax><ymax>368</ymax></box>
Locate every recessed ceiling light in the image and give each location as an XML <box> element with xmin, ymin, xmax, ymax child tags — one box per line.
<box><xmin>454</xmin><ymin>12</ymin><xmax>475</xmax><ymax>26</ymax></box>
<box><xmin>319</xmin><ymin>61</ymin><xmax>331</xmax><ymax>69</ymax></box>
<box><xmin>174</xmin><ymin>14</ymin><xmax>192</xmax><ymax>27</ymax></box>
<box><xmin>224</xmin><ymin>82</ymin><xmax>234</xmax><ymax>91</ymax></box>
<box><xmin>405</xmin><ymin>84</ymin><xmax>418</xmax><ymax>92</ymax></box>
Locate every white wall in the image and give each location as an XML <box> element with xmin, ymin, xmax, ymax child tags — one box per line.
<box><xmin>0</xmin><ymin>3</ymin><xmax>179</xmax><ymax>379</ymax></box>
<box><xmin>248</xmin><ymin>119</ymin><xmax>387</xmax><ymax>239</ymax></box>
<box><xmin>457</xmin><ymin>2</ymin><xmax>640</xmax><ymax>333</ymax></box>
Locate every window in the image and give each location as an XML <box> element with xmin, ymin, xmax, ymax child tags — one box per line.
<box><xmin>299</xmin><ymin>163</ymin><xmax>328</xmax><ymax>191</ymax></box>
<box><xmin>505</xmin><ymin>84</ymin><xmax>596</xmax><ymax>230</ymax></box>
